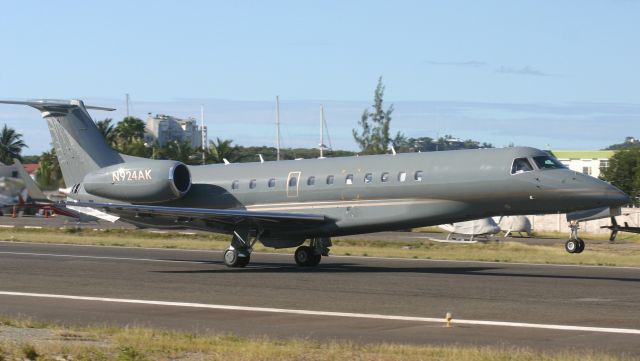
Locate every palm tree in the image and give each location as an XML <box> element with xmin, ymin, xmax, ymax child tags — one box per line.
<box><xmin>160</xmin><ymin>140</ymin><xmax>195</xmax><ymax>164</ymax></box>
<box><xmin>36</xmin><ymin>148</ymin><xmax>64</xmax><ymax>189</ymax></box>
<box><xmin>96</xmin><ymin>118</ymin><xmax>117</xmax><ymax>146</ymax></box>
<box><xmin>0</xmin><ymin>124</ymin><xmax>27</xmax><ymax>164</ymax></box>
<box><xmin>207</xmin><ymin>138</ymin><xmax>240</xmax><ymax>164</ymax></box>
<box><xmin>115</xmin><ymin>116</ymin><xmax>146</xmax><ymax>142</ymax></box>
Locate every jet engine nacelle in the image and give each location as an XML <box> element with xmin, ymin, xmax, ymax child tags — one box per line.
<box><xmin>82</xmin><ymin>160</ymin><xmax>191</xmax><ymax>203</ymax></box>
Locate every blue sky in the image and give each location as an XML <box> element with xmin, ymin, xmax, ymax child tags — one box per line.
<box><xmin>0</xmin><ymin>0</ymin><xmax>638</xmax><ymax>154</ymax></box>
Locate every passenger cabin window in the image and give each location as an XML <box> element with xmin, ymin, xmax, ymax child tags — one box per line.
<box><xmin>326</xmin><ymin>175</ymin><xmax>335</xmax><ymax>185</ymax></box>
<box><xmin>364</xmin><ymin>173</ymin><xmax>373</xmax><ymax>183</ymax></box>
<box><xmin>345</xmin><ymin>174</ymin><xmax>354</xmax><ymax>185</ymax></box>
<box><xmin>289</xmin><ymin>176</ymin><xmax>298</xmax><ymax>187</ymax></box>
<box><xmin>414</xmin><ymin>171</ymin><xmax>423</xmax><ymax>181</ymax></box>
<box><xmin>268</xmin><ymin>178</ymin><xmax>276</xmax><ymax>188</ymax></box>
<box><xmin>307</xmin><ymin>176</ymin><xmax>315</xmax><ymax>186</ymax></box>
<box><xmin>381</xmin><ymin>172</ymin><xmax>389</xmax><ymax>182</ymax></box>
<box><xmin>398</xmin><ymin>172</ymin><xmax>407</xmax><ymax>182</ymax></box>
<box><xmin>511</xmin><ymin>158</ymin><xmax>534</xmax><ymax>174</ymax></box>
<box><xmin>231</xmin><ymin>180</ymin><xmax>240</xmax><ymax>190</ymax></box>
<box><xmin>249</xmin><ymin>179</ymin><xmax>257</xmax><ymax>189</ymax></box>
<box><xmin>533</xmin><ymin>156</ymin><xmax>566</xmax><ymax>170</ymax></box>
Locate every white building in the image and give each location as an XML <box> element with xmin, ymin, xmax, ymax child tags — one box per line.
<box><xmin>145</xmin><ymin>114</ymin><xmax>207</xmax><ymax>148</ymax></box>
<box><xmin>550</xmin><ymin>150</ymin><xmax>615</xmax><ymax>179</ymax></box>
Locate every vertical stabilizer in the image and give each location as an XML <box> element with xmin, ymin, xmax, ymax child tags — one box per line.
<box><xmin>13</xmin><ymin>158</ymin><xmax>47</xmax><ymax>202</ymax></box>
<box><xmin>0</xmin><ymin>100</ymin><xmax>124</xmax><ymax>186</ymax></box>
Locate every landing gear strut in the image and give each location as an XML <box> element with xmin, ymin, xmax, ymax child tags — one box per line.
<box><xmin>565</xmin><ymin>221</ymin><xmax>585</xmax><ymax>254</ymax></box>
<box><xmin>223</xmin><ymin>229</ymin><xmax>258</xmax><ymax>267</ymax></box>
<box><xmin>294</xmin><ymin>237</ymin><xmax>331</xmax><ymax>267</ymax></box>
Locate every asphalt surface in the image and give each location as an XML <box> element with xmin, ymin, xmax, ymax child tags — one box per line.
<box><xmin>0</xmin><ymin>241</ymin><xmax>638</xmax><ymax>356</ymax></box>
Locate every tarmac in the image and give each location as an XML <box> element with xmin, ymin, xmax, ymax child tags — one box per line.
<box><xmin>0</xmin><ymin>240</ymin><xmax>638</xmax><ymax>355</ymax></box>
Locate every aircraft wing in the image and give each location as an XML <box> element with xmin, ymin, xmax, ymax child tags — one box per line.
<box><xmin>69</xmin><ymin>201</ymin><xmax>327</xmax><ymax>226</ymax></box>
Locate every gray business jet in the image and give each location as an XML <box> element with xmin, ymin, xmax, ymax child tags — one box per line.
<box><xmin>0</xmin><ymin>99</ymin><xmax>630</xmax><ymax>267</ymax></box>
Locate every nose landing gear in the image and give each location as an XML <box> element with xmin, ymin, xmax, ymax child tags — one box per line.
<box><xmin>565</xmin><ymin>221</ymin><xmax>585</xmax><ymax>254</ymax></box>
<box><xmin>565</xmin><ymin>238</ymin><xmax>585</xmax><ymax>254</ymax></box>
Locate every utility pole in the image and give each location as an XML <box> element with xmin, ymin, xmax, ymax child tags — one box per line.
<box><xmin>201</xmin><ymin>104</ymin><xmax>206</xmax><ymax>165</ymax></box>
<box><xmin>275</xmin><ymin>96</ymin><xmax>281</xmax><ymax>161</ymax></box>
<box><xmin>125</xmin><ymin>93</ymin><xmax>130</xmax><ymax>117</ymax></box>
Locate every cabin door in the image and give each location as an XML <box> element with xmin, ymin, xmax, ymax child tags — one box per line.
<box><xmin>286</xmin><ymin>171</ymin><xmax>301</xmax><ymax>198</ymax></box>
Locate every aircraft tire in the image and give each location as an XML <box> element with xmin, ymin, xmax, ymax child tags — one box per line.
<box><xmin>565</xmin><ymin>239</ymin><xmax>578</xmax><ymax>254</ymax></box>
<box><xmin>309</xmin><ymin>254</ymin><xmax>322</xmax><ymax>266</ymax></box>
<box><xmin>294</xmin><ymin>246</ymin><xmax>314</xmax><ymax>266</ymax></box>
<box><xmin>237</xmin><ymin>254</ymin><xmax>251</xmax><ymax>267</ymax></box>
<box><xmin>575</xmin><ymin>238</ymin><xmax>585</xmax><ymax>253</ymax></box>
<box><xmin>223</xmin><ymin>248</ymin><xmax>250</xmax><ymax>267</ymax></box>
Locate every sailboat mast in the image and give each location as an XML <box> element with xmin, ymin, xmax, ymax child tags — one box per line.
<box><xmin>320</xmin><ymin>104</ymin><xmax>324</xmax><ymax>158</ymax></box>
<box><xmin>201</xmin><ymin>104</ymin><xmax>205</xmax><ymax>165</ymax></box>
<box><xmin>276</xmin><ymin>96</ymin><xmax>281</xmax><ymax>161</ymax></box>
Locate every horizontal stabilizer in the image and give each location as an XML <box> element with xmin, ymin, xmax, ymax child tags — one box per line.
<box><xmin>0</xmin><ymin>99</ymin><xmax>115</xmax><ymax>111</ymax></box>
<box><xmin>65</xmin><ymin>205</ymin><xmax>118</xmax><ymax>222</ymax></box>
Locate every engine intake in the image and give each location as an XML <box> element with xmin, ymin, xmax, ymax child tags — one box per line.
<box><xmin>83</xmin><ymin>160</ymin><xmax>192</xmax><ymax>203</ymax></box>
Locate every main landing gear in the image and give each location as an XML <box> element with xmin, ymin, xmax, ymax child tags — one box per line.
<box><xmin>565</xmin><ymin>221</ymin><xmax>585</xmax><ymax>254</ymax></box>
<box><xmin>222</xmin><ymin>232</ymin><xmax>333</xmax><ymax>268</ymax></box>
<box><xmin>223</xmin><ymin>229</ymin><xmax>257</xmax><ymax>268</ymax></box>
<box><xmin>294</xmin><ymin>237</ymin><xmax>332</xmax><ymax>267</ymax></box>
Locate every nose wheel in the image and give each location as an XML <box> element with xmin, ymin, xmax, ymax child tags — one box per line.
<box><xmin>565</xmin><ymin>222</ymin><xmax>585</xmax><ymax>254</ymax></box>
<box><xmin>565</xmin><ymin>238</ymin><xmax>585</xmax><ymax>254</ymax></box>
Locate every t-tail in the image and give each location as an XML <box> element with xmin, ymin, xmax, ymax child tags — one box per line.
<box><xmin>0</xmin><ymin>99</ymin><xmax>124</xmax><ymax>186</ymax></box>
<box><xmin>1</xmin><ymin>99</ymin><xmax>192</xmax><ymax>205</ymax></box>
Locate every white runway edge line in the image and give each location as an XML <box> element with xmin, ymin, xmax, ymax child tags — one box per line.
<box><xmin>1</xmin><ymin>291</ymin><xmax>639</xmax><ymax>335</ymax></box>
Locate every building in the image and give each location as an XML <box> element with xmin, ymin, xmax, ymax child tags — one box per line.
<box><xmin>144</xmin><ymin>114</ymin><xmax>207</xmax><ymax>148</ymax></box>
<box><xmin>550</xmin><ymin>150</ymin><xmax>615</xmax><ymax>179</ymax></box>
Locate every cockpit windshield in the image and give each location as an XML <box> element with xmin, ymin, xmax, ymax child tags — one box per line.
<box><xmin>511</xmin><ymin>158</ymin><xmax>534</xmax><ymax>174</ymax></box>
<box><xmin>533</xmin><ymin>156</ymin><xmax>566</xmax><ymax>170</ymax></box>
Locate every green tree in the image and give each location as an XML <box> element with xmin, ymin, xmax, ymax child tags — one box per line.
<box><xmin>115</xmin><ymin>116</ymin><xmax>146</xmax><ymax>143</ymax></box>
<box><xmin>207</xmin><ymin>138</ymin><xmax>241</xmax><ymax>164</ymax></box>
<box><xmin>352</xmin><ymin>77</ymin><xmax>396</xmax><ymax>154</ymax></box>
<box><xmin>159</xmin><ymin>140</ymin><xmax>195</xmax><ymax>164</ymax></box>
<box><xmin>600</xmin><ymin>149</ymin><xmax>640</xmax><ymax>204</ymax></box>
<box><xmin>36</xmin><ymin>148</ymin><xmax>64</xmax><ymax>189</ymax></box>
<box><xmin>0</xmin><ymin>124</ymin><xmax>27</xmax><ymax>164</ymax></box>
<box><xmin>96</xmin><ymin>118</ymin><xmax>117</xmax><ymax>146</ymax></box>
<box><xmin>119</xmin><ymin>138</ymin><xmax>152</xmax><ymax>158</ymax></box>
<box><xmin>605</xmin><ymin>137</ymin><xmax>640</xmax><ymax>150</ymax></box>
<box><xmin>113</xmin><ymin>116</ymin><xmax>147</xmax><ymax>156</ymax></box>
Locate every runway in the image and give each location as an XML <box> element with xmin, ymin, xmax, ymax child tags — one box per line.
<box><xmin>0</xmin><ymin>241</ymin><xmax>638</xmax><ymax>355</ymax></box>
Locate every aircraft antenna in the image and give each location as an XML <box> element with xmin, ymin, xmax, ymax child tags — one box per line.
<box><xmin>276</xmin><ymin>96</ymin><xmax>281</xmax><ymax>161</ymax></box>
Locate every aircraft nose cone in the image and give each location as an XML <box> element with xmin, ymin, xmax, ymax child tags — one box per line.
<box><xmin>605</xmin><ymin>185</ymin><xmax>631</xmax><ymax>207</ymax></box>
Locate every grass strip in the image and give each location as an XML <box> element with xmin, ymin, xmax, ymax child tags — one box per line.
<box><xmin>0</xmin><ymin>316</ymin><xmax>634</xmax><ymax>361</ymax></box>
<box><xmin>0</xmin><ymin>227</ymin><xmax>638</xmax><ymax>267</ymax></box>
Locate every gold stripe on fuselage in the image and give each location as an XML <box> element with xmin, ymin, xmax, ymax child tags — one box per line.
<box><xmin>245</xmin><ymin>198</ymin><xmax>440</xmax><ymax>212</ymax></box>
